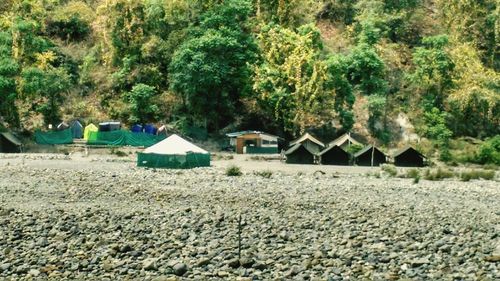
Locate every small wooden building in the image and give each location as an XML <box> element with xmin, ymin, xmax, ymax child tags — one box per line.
<box><xmin>393</xmin><ymin>146</ymin><xmax>426</xmax><ymax>167</ymax></box>
<box><xmin>354</xmin><ymin>145</ymin><xmax>387</xmax><ymax>166</ymax></box>
<box><xmin>226</xmin><ymin>131</ymin><xmax>280</xmax><ymax>154</ymax></box>
<box><xmin>318</xmin><ymin>145</ymin><xmax>350</xmax><ymax>165</ymax></box>
<box><xmin>285</xmin><ymin>143</ymin><xmax>317</xmax><ymax>164</ymax></box>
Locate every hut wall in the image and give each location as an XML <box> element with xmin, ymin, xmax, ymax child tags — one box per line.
<box><xmin>286</xmin><ymin>146</ymin><xmax>315</xmax><ymax>164</ymax></box>
<box><xmin>395</xmin><ymin>151</ymin><xmax>424</xmax><ymax>167</ymax></box>
<box><xmin>356</xmin><ymin>150</ymin><xmax>386</xmax><ymax>166</ymax></box>
<box><xmin>321</xmin><ymin>147</ymin><xmax>350</xmax><ymax>165</ymax></box>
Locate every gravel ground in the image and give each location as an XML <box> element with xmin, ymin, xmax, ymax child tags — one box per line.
<box><xmin>0</xmin><ymin>154</ymin><xmax>499</xmax><ymax>280</ymax></box>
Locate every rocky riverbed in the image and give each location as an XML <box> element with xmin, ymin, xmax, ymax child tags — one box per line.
<box><xmin>0</xmin><ymin>156</ymin><xmax>499</xmax><ymax>280</ymax></box>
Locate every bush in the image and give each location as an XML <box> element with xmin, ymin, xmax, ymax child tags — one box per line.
<box><xmin>226</xmin><ymin>165</ymin><xmax>242</xmax><ymax>176</ymax></box>
<box><xmin>254</xmin><ymin>170</ymin><xmax>273</xmax><ymax>178</ymax></box>
<box><xmin>460</xmin><ymin>170</ymin><xmax>495</xmax><ymax>182</ymax></box>
<box><xmin>381</xmin><ymin>164</ymin><xmax>397</xmax><ymax>177</ymax></box>
<box><xmin>423</xmin><ymin>168</ymin><xmax>455</xmax><ymax>181</ymax></box>
<box><xmin>345</xmin><ymin>144</ymin><xmax>363</xmax><ymax>155</ymax></box>
<box><xmin>476</xmin><ymin>136</ymin><xmax>500</xmax><ymax>165</ymax></box>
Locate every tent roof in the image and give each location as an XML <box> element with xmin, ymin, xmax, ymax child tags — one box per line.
<box><xmin>144</xmin><ymin>134</ymin><xmax>208</xmax><ymax>155</ymax></box>
<box><xmin>327</xmin><ymin>133</ymin><xmax>361</xmax><ymax>147</ymax></box>
<box><xmin>85</xmin><ymin>123</ymin><xmax>98</xmax><ymax>129</ymax></box>
<box><xmin>284</xmin><ymin>143</ymin><xmax>317</xmax><ymax>155</ymax></box>
<box><xmin>289</xmin><ymin>133</ymin><xmax>324</xmax><ymax>147</ymax></box>
<box><xmin>70</xmin><ymin>120</ymin><xmax>83</xmax><ymax>127</ymax></box>
<box><xmin>393</xmin><ymin>146</ymin><xmax>425</xmax><ymax>158</ymax></box>
<box><xmin>354</xmin><ymin>145</ymin><xmax>386</xmax><ymax>158</ymax></box>
<box><xmin>318</xmin><ymin>144</ymin><xmax>349</xmax><ymax>156</ymax></box>
<box><xmin>0</xmin><ymin>132</ymin><xmax>22</xmax><ymax>146</ymax></box>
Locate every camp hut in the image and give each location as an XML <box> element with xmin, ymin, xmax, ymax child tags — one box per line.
<box><xmin>56</xmin><ymin>122</ymin><xmax>69</xmax><ymax>131</ymax></box>
<box><xmin>137</xmin><ymin>134</ymin><xmax>210</xmax><ymax>169</ymax></box>
<box><xmin>0</xmin><ymin>132</ymin><xmax>22</xmax><ymax>153</ymax></box>
<box><xmin>226</xmin><ymin>131</ymin><xmax>281</xmax><ymax>154</ymax></box>
<box><xmin>327</xmin><ymin>133</ymin><xmax>362</xmax><ymax>150</ymax></box>
<box><xmin>393</xmin><ymin>146</ymin><xmax>426</xmax><ymax>167</ymax></box>
<box><xmin>285</xmin><ymin>143</ymin><xmax>317</xmax><ymax>164</ymax></box>
<box><xmin>83</xmin><ymin>123</ymin><xmax>98</xmax><ymax>140</ymax></box>
<box><xmin>289</xmin><ymin>133</ymin><xmax>325</xmax><ymax>153</ymax></box>
<box><xmin>70</xmin><ymin>120</ymin><xmax>83</xmax><ymax>139</ymax></box>
<box><xmin>318</xmin><ymin>145</ymin><xmax>350</xmax><ymax>165</ymax></box>
<box><xmin>354</xmin><ymin>145</ymin><xmax>387</xmax><ymax>166</ymax></box>
<box><xmin>99</xmin><ymin>121</ymin><xmax>121</xmax><ymax>132</ymax></box>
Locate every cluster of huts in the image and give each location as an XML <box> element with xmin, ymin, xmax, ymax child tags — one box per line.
<box><xmin>284</xmin><ymin>133</ymin><xmax>426</xmax><ymax>167</ymax></box>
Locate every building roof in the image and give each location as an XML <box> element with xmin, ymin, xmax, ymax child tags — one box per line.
<box><xmin>0</xmin><ymin>132</ymin><xmax>22</xmax><ymax>146</ymax></box>
<box><xmin>226</xmin><ymin>130</ymin><xmax>281</xmax><ymax>139</ymax></box>
<box><xmin>284</xmin><ymin>143</ymin><xmax>318</xmax><ymax>156</ymax></box>
<box><xmin>393</xmin><ymin>146</ymin><xmax>425</xmax><ymax>158</ymax></box>
<box><xmin>289</xmin><ymin>133</ymin><xmax>324</xmax><ymax>148</ymax></box>
<box><xmin>327</xmin><ymin>133</ymin><xmax>362</xmax><ymax>147</ymax></box>
<box><xmin>318</xmin><ymin>144</ymin><xmax>349</xmax><ymax>156</ymax></box>
<box><xmin>144</xmin><ymin>134</ymin><xmax>208</xmax><ymax>155</ymax></box>
<box><xmin>354</xmin><ymin>145</ymin><xmax>386</xmax><ymax>158</ymax></box>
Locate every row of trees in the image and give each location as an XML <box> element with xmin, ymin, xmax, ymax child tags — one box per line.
<box><xmin>0</xmin><ymin>0</ymin><xmax>498</xmax><ymax>145</ymax></box>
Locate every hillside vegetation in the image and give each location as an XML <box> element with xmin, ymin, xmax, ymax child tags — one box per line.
<box><xmin>0</xmin><ymin>1</ymin><xmax>498</xmax><ymax>156</ymax></box>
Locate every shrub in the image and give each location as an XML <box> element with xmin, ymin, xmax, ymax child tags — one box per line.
<box><xmin>226</xmin><ymin>165</ymin><xmax>242</xmax><ymax>176</ymax></box>
<box><xmin>423</xmin><ymin>168</ymin><xmax>455</xmax><ymax>181</ymax></box>
<box><xmin>345</xmin><ymin>144</ymin><xmax>363</xmax><ymax>155</ymax></box>
<box><xmin>254</xmin><ymin>170</ymin><xmax>273</xmax><ymax>178</ymax></box>
<box><xmin>460</xmin><ymin>170</ymin><xmax>495</xmax><ymax>182</ymax></box>
<box><xmin>476</xmin><ymin>136</ymin><xmax>500</xmax><ymax>165</ymax></box>
<box><xmin>381</xmin><ymin>164</ymin><xmax>397</xmax><ymax>177</ymax></box>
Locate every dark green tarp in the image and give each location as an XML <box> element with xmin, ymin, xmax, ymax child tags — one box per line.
<box><xmin>35</xmin><ymin>128</ymin><xmax>73</xmax><ymax>145</ymax></box>
<box><xmin>246</xmin><ymin>146</ymin><xmax>278</xmax><ymax>154</ymax></box>
<box><xmin>87</xmin><ymin>130</ymin><xmax>165</xmax><ymax>147</ymax></box>
<box><xmin>137</xmin><ymin>152</ymin><xmax>210</xmax><ymax>169</ymax></box>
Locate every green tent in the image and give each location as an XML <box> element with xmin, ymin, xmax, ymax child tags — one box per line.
<box><xmin>137</xmin><ymin>134</ymin><xmax>210</xmax><ymax>169</ymax></box>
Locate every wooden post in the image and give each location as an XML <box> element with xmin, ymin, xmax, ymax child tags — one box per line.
<box><xmin>371</xmin><ymin>145</ymin><xmax>375</xmax><ymax>167</ymax></box>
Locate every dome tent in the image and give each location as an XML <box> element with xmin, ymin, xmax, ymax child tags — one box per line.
<box><xmin>137</xmin><ymin>134</ymin><xmax>210</xmax><ymax>169</ymax></box>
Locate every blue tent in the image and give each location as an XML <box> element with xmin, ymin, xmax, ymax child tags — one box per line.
<box><xmin>131</xmin><ymin>124</ymin><xmax>143</xmax><ymax>133</ymax></box>
<box><xmin>144</xmin><ymin>124</ymin><xmax>157</xmax><ymax>135</ymax></box>
<box><xmin>70</xmin><ymin>120</ymin><xmax>83</xmax><ymax>139</ymax></box>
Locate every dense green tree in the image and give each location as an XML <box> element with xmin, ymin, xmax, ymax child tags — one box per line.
<box><xmin>254</xmin><ymin>23</ymin><xmax>354</xmax><ymax>134</ymax></box>
<box><xmin>169</xmin><ymin>0</ymin><xmax>257</xmax><ymax>130</ymax></box>
<box><xmin>409</xmin><ymin>35</ymin><xmax>454</xmax><ymax>110</ymax></box>
<box><xmin>0</xmin><ymin>31</ymin><xmax>19</xmax><ymax>126</ymax></box>
<box><xmin>423</xmin><ymin>107</ymin><xmax>452</xmax><ymax>161</ymax></box>
<box><xmin>125</xmin><ymin>83</ymin><xmax>159</xmax><ymax>124</ymax></box>
<box><xmin>20</xmin><ymin>51</ymin><xmax>71</xmax><ymax>125</ymax></box>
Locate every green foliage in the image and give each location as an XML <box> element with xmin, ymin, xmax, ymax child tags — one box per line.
<box><xmin>347</xmin><ymin>44</ymin><xmax>387</xmax><ymax>95</ymax></box>
<box><xmin>46</xmin><ymin>14</ymin><xmax>90</xmax><ymax>41</ymax></box>
<box><xmin>380</xmin><ymin>164</ymin><xmax>397</xmax><ymax>177</ymax></box>
<box><xmin>423</xmin><ymin>167</ymin><xmax>455</xmax><ymax>181</ymax></box>
<box><xmin>423</xmin><ymin>107</ymin><xmax>453</xmax><ymax>161</ymax></box>
<box><xmin>0</xmin><ymin>31</ymin><xmax>20</xmax><ymax>126</ymax></box>
<box><xmin>124</xmin><ymin>83</ymin><xmax>159</xmax><ymax>124</ymax></box>
<box><xmin>21</xmin><ymin>64</ymin><xmax>71</xmax><ymax>125</ymax></box>
<box><xmin>225</xmin><ymin>165</ymin><xmax>242</xmax><ymax>176</ymax></box>
<box><xmin>345</xmin><ymin>143</ymin><xmax>363</xmax><ymax>155</ymax></box>
<box><xmin>460</xmin><ymin>169</ymin><xmax>495</xmax><ymax>182</ymax></box>
<box><xmin>404</xmin><ymin>168</ymin><xmax>421</xmax><ymax>183</ymax></box>
<box><xmin>410</xmin><ymin>35</ymin><xmax>454</xmax><ymax>109</ymax></box>
<box><xmin>254</xmin><ymin>23</ymin><xmax>354</xmax><ymax>135</ymax></box>
<box><xmin>169</xmin><ymin>0</ymin><xmax>257</xmax><ymax>130</ymax></box>
<box><xmin>254</xmin><ymin>170</ymin><xmax>273</xmax><ymax>178</ymax></box>
<box><xmin>476</xmin><ymin>136</ymin><xmax>500</xmax><ymax>165</ymax></box>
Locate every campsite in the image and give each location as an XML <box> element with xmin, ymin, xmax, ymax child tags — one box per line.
<box><xmin>1</xmin><ymin>0</ymin><xmax>499</xmax><ymax>279</ymax></box>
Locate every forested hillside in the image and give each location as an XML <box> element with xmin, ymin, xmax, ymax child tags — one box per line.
<box><xmin>0</xmin><ymin>1</ymin><xmax>499</xmax><ymax>155</ymax></box>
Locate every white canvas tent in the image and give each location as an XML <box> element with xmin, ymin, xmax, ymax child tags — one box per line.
<box><xmin>138</xmin><ymin>134</ymin><xmax>210</xmax><ymax>168</ymax></box>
